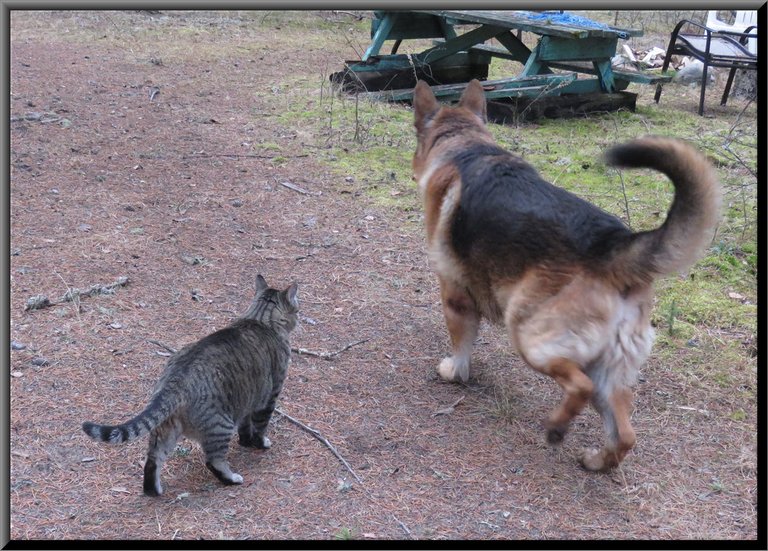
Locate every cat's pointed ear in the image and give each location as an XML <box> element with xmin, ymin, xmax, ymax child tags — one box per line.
<box><xmin>413</xmin><ymin>80</ymin><xmax>439</xmax><ymax>133</ymax></box>
<box><xmin>458</xmin><ymin>79</ymin><xmax>487</xmax><ymax>123</ymax></box>
<box><xmin>255</xmin><ymin>274</ymin><xmax>269</xmax><ymax>295</ymax></box>
<box><xmin>285</xmin><ymin>282</ymin><xmax>298</xmax><ymax>308</ymax></box>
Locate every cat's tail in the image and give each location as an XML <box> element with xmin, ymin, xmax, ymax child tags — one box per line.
<box><xmin>82</xmin><ymin>392</ymin><xmax>182</xmax><ymax>444</ymax></box>
<box><xmin>603</xmin><ymin>136</ymin><xmax>721</xmax><ymax>286</ymax></box>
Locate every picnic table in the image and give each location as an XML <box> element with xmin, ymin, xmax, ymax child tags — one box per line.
<box><xmin>332</xmin><ymin>10</ymin><xmax>671</xmax><ymax>117</ymax></box>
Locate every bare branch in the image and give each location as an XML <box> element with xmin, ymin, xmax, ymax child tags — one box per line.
<box><xmin>147</xmin><ymin>339</ymin><xmax>177</xmax><ymax>355</ymax></box>
<box><xmin>183</xmin><ymin>153</ymin><xmax>308</xmax><ymax>160</ymax></box>
<box><xmin>291</xmin><ymin>338</ymin><xmax>369</xmax><ymax>360</ymax></box>
<box><xmin>274</xmin><ymin>408</ymin><xmax>363</xmax><ymax>485</ymax></box>
<box><xmin>393</xmin><ymin>514</ymin><xmax>413</xmax><ymax>539</ymax></box>
<box><xmin>279</xmin><ymin>181</ymin><xmax>318</xmax><ymax>196</ymax></box>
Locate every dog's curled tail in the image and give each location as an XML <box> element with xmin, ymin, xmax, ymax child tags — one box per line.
<box><xmin>82</xmin><ymin>392</ymin><xmax>180</xmax><ymax>444</ymax></box>
<box><xmin>605</xmin><ymin>136</ymin><xmax>722</xmax><ymax>285</ymax></box>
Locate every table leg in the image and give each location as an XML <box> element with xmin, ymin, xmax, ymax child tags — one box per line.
<box><xmin>495</xmin><ymin>31</ymin><xmax>543</xmax><ymax>68</ymax></box>
<box><xmin>363</xmin><ymin>13</ymin><xmax>399</xmax><ymax>62</ymax></box>
<box><xmin>592</xmin><ymin>60</ymin><xmax>616</xmax><ymax>92</ymax></box>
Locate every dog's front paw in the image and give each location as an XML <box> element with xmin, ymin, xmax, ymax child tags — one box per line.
<box><xmin>546</xmin><ymin>424</ymin><xmax>568</xmax><ymax>445</ymax></box>
<box><xmin>438</xmin><ymin>357</ymin><xmax>469</xmax><ymax>383</ymax></box>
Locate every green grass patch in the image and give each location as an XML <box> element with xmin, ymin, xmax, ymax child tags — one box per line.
<box><xmin>654</xmin><ymin>273</ymin><xmax>755</xmax><ymax>332</ymax></box>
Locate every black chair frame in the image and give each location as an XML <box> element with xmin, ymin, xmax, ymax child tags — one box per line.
<box><xmin>654</xmin><ymin>19</ymin><xmax>757</xmax><ymax>115</ymax></box>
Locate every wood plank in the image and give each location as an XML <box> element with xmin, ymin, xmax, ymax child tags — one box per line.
<box><xmin>546</xmin><ymin>60</ymin><xmax>673</xmax><ymax>85</ymax></box>
<box><xmin>434</xmin><ymin>34</ymin><xmax>532</xmax><ymax>64</ymax></box>
<box><xmin>413</xmin><ymin>10</ymin><xmax>641</xmax><ymax>40</ymax></box>
<box><xmin>414</xmin><ymin>24</ymin><xmax>509</xmax><ymax>65</ymax></box>
<box><xmin>361</xmin><ymin>84</ymin><xmax>554</xmax><ymax>102</ymax></box>
<box><xmin>356</xmin><ymin>73</ymin><xmax>577</xmax><ymax>102</ymax></box>
<box><xmin>537</xmin><ymin>35</ymin><xmax>617</xmax><ymax>62</ymax></box>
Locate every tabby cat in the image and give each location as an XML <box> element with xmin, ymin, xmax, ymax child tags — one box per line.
<box><xmin>82</xmin><ymin>274</ymin><xmax>299</xmax><ymax>496</ymax></box>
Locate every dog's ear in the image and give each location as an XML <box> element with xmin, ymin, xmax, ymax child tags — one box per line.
<box><xmin>458</xmin><ymin>79</ymin><xmax>487</xmax><ymax>123</ymax></box>
<box><xmin>413</xmin><ymin>80</ymin><xmax>439</xmax><ymax>132</ymax></box>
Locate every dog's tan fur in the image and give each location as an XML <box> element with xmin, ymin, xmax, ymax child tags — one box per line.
<box><xmin>412</xmin><ymin>79</ymin><xmax>722</xmax><ymax>471</ymax></box>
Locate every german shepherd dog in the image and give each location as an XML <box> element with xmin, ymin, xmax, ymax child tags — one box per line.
<box><xmin>412</xmin><ymin>79</ymin><xmax>721</xmax><ymax>471</ymax></box>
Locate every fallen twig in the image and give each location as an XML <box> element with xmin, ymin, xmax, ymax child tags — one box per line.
<box><xmin>274</xmin><ymin>408</ymin><xmax>363</xmax><ymax>484</ymax></box>
<box><xmin>279</xmin><ymin>181</ymin><xmax>319</xmax><ymax>196</ymax></box>
<box><xmin>432</xmin><ymin>394</ymin><xmax>466</xmax><ymax>417</ymax></box>
<box><xmin>183</xmin><ymin>153</ymin><xmax>309</xmax><ymax>160</ymax></box>
<box><xmin>677</xmin><ymin>405</ymin><xmax>710</xmax><ymax>416</ymax></box>
<box><xmin>393</xmin><ymin>514</ymin><xmax>412</xmax><ymax>539</ymax></box>
<box><xmin>24</xmin><ymin>276</ymin><xmax>129</xmax><ymax>311</ymax></box>
<box><xmin>147</xmin><ymin>339</ymin><xmax>178</xmax><ymax>355</ymax></box>
<box><xmin>291</xmin><ymin>338</ymin><xmax>369</xmax><ymax>360</ymax></box>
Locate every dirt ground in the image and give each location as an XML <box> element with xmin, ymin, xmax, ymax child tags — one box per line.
<box><xmin>8</xmin><ymin>11</ymin><xmax>759</xmax><ymax>541</ymax></box>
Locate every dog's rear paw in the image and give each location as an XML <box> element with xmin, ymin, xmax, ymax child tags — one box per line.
<box><xmin>578</xmin><ymin>448</ymin><xmax>614</xmax><ymax>472</ymax></box>
<box><xmin>438</xmin><ymin>357</ymin><xmax>469</xmax><ymax>383</ymax></box>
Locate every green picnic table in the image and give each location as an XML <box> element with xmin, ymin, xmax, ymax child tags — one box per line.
<box><xmin>332</xmin><ymin>10</ymin><xmax>671</xmax><ymax>118</ymax></box>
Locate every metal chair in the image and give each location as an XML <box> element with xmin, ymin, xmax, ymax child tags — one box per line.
<box><xmin>654</xmin><ymin>18</ymin><xmax>757</xmax><ymax>115</ymax></box>
<box><xmin>706</xmin><ymin>10</ymin><xmax>757</xmax><ymax>54</ymax></box>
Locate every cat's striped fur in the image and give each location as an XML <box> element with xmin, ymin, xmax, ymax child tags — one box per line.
<box><xmin>82</xmin><ymin>274</ymin><xmax>298</xmax><ymax>496</ymax></box>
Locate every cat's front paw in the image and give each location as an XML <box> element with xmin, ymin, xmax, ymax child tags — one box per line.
<box><xmin>437</xmin><ymin>357</ymin><xmax>469</xmax><ymax>383</ymax></box>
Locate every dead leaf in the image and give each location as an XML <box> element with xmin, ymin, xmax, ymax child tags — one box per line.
<box><xmin>110</xmin><ymin>486</ymin><xmax>130</xmax><ymax>493</ymax></box>
<box><xmin>11</xmin><ymin>450</ymin><xmax>29</xmax><ymax>459</ymax></box>
<box><xmin>728</xmin><ymin>292</ymin><xmax>745</xmax><ymax>300</ymax></box>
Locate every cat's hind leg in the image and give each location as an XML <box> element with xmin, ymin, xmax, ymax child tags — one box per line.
<box><xmin>144</xmin><ymin>418</ymin><xmax>183</xmax><ymax>496</ymax></box>
<box><xmin>201</xmin><ymin>419</ymin><xmax>243</xmax><ymax>485</ymax></box>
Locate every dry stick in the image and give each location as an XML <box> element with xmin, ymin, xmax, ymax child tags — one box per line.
<box><xmin>24</xmin><ymin>275</ymin><xmax>129</xmax><ymax>311</ymax></box>
<box><xmin>615</xmin><ymin>169</ymin><xmax>632</xmax><ymax>231</ymax></box>
<box><xmin>432</xmin><ymin>394</ymin><xmax>465</xmax><ymax>417</ymax></box>
<box><xmin>274</xmin><ymin>408</ymin><xmax>363</xmax><ymax>485</ymax></box>
<box><xmin>291</xmin><ymin>338</ymin><xmax>369</xmax><ymax>360</ymax></box>
<box><xmin>183</xmin><ymin>153</ymin><xmax>309</xmax><ymax>160</ymax></box>
<box><xmin>145</xmin><ymin>340</ymin><xmax>364</xmax><ymax>485</ymax></box>
<box><xmin>149</xmin><ymin>338</ymin><xmax>370</xmax><ymax>361</ymax></box>
<box><xmin>278</xmin><ymin>181</ymin><xmax>315</xmax><ymax>196</ymax></box>
<box><xmin>393</xmin><ymin>514</ymin><xmax>413</xmax><ymax>539</ymax></box>
<box><xmin>147</xmin><ymin>339</ymin><xmax>178</xmax><ymax>355</ymax></box>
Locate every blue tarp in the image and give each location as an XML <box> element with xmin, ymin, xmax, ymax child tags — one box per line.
<box><xmin>515</xmin><ymin>11</ymin><xmax>629</xmax><ymax>38</ymax></box>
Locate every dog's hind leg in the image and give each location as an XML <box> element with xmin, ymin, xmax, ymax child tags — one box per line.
<box><xmin>533</xmin><ymin>357</ymin><xmax>594</xmax><ymax>445</ymax></box>
<box><xmin>437</xmin><ymin>276</ymin><xmax>480</xmax><ymax>383</ymax></box>
<box><xmin>580</xmin><ymin>386</ymin><xmax>636</xmax><ymax>471</ymax></box>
